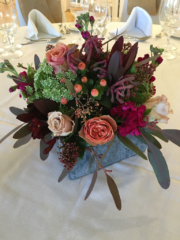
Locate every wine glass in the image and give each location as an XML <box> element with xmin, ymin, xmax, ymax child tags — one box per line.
<box><xmin>70</xmin><ymin>0</ymin><xmax>90</xmax><ymax>43</ymax></box>
<box><xmin>96</xmin><ymin>3</ymin><xmax>111</xmax><ymax>38</ymax></box>
<box><xmin>92</xmin><ymin>0</ymin><xmax>107</xmax><ymax>35</ymax></box>
<box><xmin>159</xmin><ymin>0</ymin><xmax>180</xmax><ymax>60</ymax></box>
<box><xmin>0</xmin><ymin>0</ymin><xmax>23</xmax><ymax>60</ymax></box>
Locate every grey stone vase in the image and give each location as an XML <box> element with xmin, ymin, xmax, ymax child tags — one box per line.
<box><xmin>55</xmin><ymin>135</ymin><xmax>147</xmax><ymax>180</ymax></box>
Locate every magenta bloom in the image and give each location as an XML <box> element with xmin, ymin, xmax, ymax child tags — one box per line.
<box><xmin>111</xmin><ymin>102</ymin><xmax>147</xmax><ymax>137</ymax></box>
<box><xmin>17</xmin><ymin>82</ymin><xmax>28</xmax><ymax>92</ymax></box>
<box><xmin>156</xmin><ymin>56</ymin><xmax>163</xmax><ymax>65</ymax></box>
<box><xmin>81</xmin><ymin>31</ymin><xmax>90</xmax><ymax>40</ymax></box>
<box><xmin>9</xmin><ymin>87</ymin><xmax>14</xmax><ymax>93</ymax></box>
<box><xmin>19</xmin><ymin>71</ymin><xmax>27</xmax><ymax>78</ymax></box>
<box><xmin>75</xmin><ymin>24</ymin><xmax>82</xmax><ymax>29</ymax></box>
<box><xmin>90</xmin><ymin>16</ymin><xmax>95</xmax><ymax>22</ymax></box>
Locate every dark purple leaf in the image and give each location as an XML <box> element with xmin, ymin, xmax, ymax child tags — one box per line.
<box><xmin>109</xmin><ymin>36</ymin><xmax>124</xmax><ymax>60</ymax></box>
<box><xmin>13</xmin><ymin>134</ymin><xmax>31</xmax><ymax>148</ymax></box>
<box><xmin>33</xmin><ymin>99</ymin><xmax>50</xmax><ymax>116</ymax></box>
<box><xmin>58</xmin><ymin>168</ymin><xmax>71</xmax><ymax>182</ymax></box>
<box><xmin>9</xmin><ymin>107</ymin><xmax>25</xmax><ymax>116</ymax></box>
<box><xmin>116</xmin><ymin>66</ymin><xmax>124</xmax><ymax>81</ymax></box>
<box><xmin>13</xmin><ymin>124</ymin><xmax>31</xmax><ymax>139</ymax></box>
<box><xmin>106</xmin><ymin>174</ymin><xmax>121</xmax><ymax>211</ymax></box>
<box><xmin>84</xmin><ymin>170</ymin><xmax>97</xmax><ymax>200</ymax></box>
<box><xmin>123</xmin><ymin>42</ymin><xmax>138</xmax><ymax>68</ymax></box>
<box><xmin>161</xmin><ymin>129</ymin><xmax>180</xmax><ymax>147</ymax></box>
<box><xmin>124</xmin><ymin>49</ymin><xmax>137</xmax><ymax>73</ymax></box>
<box><xmin>147</xmin><ymin>142</ymin><xmax>170</xmax><ymax>189</ymax></box>
<box><xmin>34</xmin><ymin>54</ymin><xmax>40</xmax><ymax>70</ymax></box>
<box><xmin>43</xmin><ymin>99</ymin><xmax>59</xmax><ymax>112</ymax></box>
<box><xmin>108</xmin><ymin>51</ymin><xmax>120</xmax><ymax>84</ymax></box>
<box><xmin>0</xmin><ymin>123</ymin><xmax>24</xmax><ymax>143</ymax></box>
<box><xmin>17</xmin><ymin>112</ymin><xmax>37</xmax><ymax>122</ymax></box>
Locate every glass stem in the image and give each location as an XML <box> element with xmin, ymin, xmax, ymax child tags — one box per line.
<box><xmin>167</xmin><ymin>35</ymin><xmax>171</xmax><ymax>47</ymax></box>
<box><xmin>7</xmin><ymin>35</ymin><xmax>15</xmax><ymax>52</ymax></box>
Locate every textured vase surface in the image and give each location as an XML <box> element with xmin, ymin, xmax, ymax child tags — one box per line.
<box><xmin>55</xmin><ymin>135</ymin><xmax>147</xmax><ymax>180</ymax></box>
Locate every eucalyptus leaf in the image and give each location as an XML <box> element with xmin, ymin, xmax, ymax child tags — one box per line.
<box><xmin>0</xmin><ymin>123</ymin><xmax>24</xmax><ymax>143</ymax></box>
<box><xmin>13</xmin><ymin>134</ymin><xmax>31</xmax><ymax>148</ymax></box>
<box><xmin>141</xmin><ymin>130</ymin><xmax>162</xmax><ymax>149</ymax></box>
<box><xmin>117</xmin><ymin>134</ymin><xmax>147</xmax><ymax>160</ymax></box>
<box><xmin>161</xmin><ymin>129</ymin><xmax>180</xmax><ymax>147</ymax></box>
<box><xmin>106</xmin><ymin>174</ymin><xmax>121</xmax><ymax>211</ymax></box>
<box><xmin>58</xmin><ymin>168</ymin><xmax>71</xmax><ymax>182</ymax></box>
<box><xmin>99</xmin><ymin>95</ymin><xmax>112</xmax><ymax>109</ymax></box>
<box><xmin>148</xmin><ymin>142</ymin><xmax>170</xmax><ymax>189</ymax></box>
<box><xmin>84</xmin><ymin>170</ymin><xmax>97</xmax><ymax>200</ymax></box>
<box><xmin>145</xmin><ymin>127</ymin><xmax>168</xmax><ymax>143</ymax></box>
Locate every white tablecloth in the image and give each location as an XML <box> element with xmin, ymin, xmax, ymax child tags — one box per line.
<box><xmin>0</xmin><ymin>22</ymin><xmax>180</xmax><ymax>240</ymax></box>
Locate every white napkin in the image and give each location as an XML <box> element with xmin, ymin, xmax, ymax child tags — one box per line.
<box><xmin>27</xmin><ymin>9</ymin><xmax>62</xmax><ymax>40</ymax></box>
<box><xmin>111</xmin><ymin>7</ymin><xmax>152</xmax><ymax>38</ymax></box>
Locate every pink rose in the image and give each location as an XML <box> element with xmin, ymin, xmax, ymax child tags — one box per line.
<box><xmin>46</xmin><ymin>43</ymin><xmax>68</xmax><ymax>73</ymax></box>
<box><xmin>47</xmin><ymin>112</ymin><xmax>75</xmax><ymax>136</ymax></box>
<box><xmin>144</xmin><ymin>95</ymin><xmax>173</xmax><ymax>124</ymax></box>
<box><xmin>79</xmin><ymin>116</ymin><xmax>117</xmax><ymax>146</ymax></box>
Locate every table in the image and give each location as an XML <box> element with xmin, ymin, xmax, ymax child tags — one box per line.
<box><xmin>0</xmin><ymin>22</ymin><xmax>180</xmax><ymax>240</ymax></box>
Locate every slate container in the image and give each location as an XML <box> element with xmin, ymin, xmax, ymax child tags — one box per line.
<box><xmin>55</xmin><ymin>135</ymin><xmax>147</xmax><ymax>180</ymax></box>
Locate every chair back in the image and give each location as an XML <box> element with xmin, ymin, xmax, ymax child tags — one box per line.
<box><xmin>15</xmin><ymin>0</ymin><xmax>66</xmax><ymax>26</ymax></box>
<box><xmin>120</xmin><ymin>0</ymin><xmax>162</xmax><ymax>24</ymax></box>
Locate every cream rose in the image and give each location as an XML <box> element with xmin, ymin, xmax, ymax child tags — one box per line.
<box><xmin>144</xmin><ymin>95</ymin><xmax>173</xmax><ymax>123</ymax></box>
<box><xmin>47</xmin><ymin>112</ymin><xmax>75</xmax><ymax>136</ymax></box>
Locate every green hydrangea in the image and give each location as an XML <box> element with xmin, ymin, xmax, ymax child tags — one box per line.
<box><xmin>31</xmin><ymin>59</ymin><xmax>73</xmax><ymax>103</ymax></box>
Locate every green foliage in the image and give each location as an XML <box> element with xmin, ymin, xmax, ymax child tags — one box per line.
<box><xmin>150</xmin><ymin>45</ymin><xmax>164</xmax><ymax>55</ymax></box>
<box><xmin>59</xmin><ymin>105</ymin><xmax>74</xmax><ymax>116</ymax></box>
<box><xmin>0</xmin><ymin>60</ymin><xmax>19</xmax><ymax>77</ymax></box>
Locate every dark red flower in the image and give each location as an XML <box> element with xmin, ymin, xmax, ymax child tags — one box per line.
<box><xmin>111</xmin><ymin>101</ymin><xmax>147</xmax><ymax>137</ymax></box>
<box><xmin>29</xmin><ymin>118</ymin><xmax>49</xmax><ymax>139</ymax></box>
<box><xmin>155</xmin><ymin>56</ymin><xmax>163</xmax><ymax>65</ymax></box>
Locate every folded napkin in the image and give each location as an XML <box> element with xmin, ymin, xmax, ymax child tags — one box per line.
<box><xmin>111</xmin><ymin>7</ymin><xmax>152</xmax><ymax>38</ymax></box>
<box><xmin>27</xmin><ymin>9</ymin><xmax>62</xmax><ymax>40</ymax></box>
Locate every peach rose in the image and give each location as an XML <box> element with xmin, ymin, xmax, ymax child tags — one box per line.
<box><xmin>79</xmin><ymin>116</ymin><xmax>117</xmax><ymax>146</ymax></box>
<box><xmin>46</xmin><ymin>43</ymin><xmax>68</xmax><ymax>73</ymax></box>
<box><xmin>47</xmin><ymin>112</ymin><xmax>75</xmax><ymax>136</ymax></box>
<box><xmin>144</xmin><ymin>95</ymin><xmax>173</xmax><ymax>123</ymax></box>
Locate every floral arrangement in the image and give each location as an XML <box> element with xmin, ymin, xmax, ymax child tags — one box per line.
<box><xmin>1</xmin><ymin>13</ymin><xmax>180</xmax><ymax>211</ymax></box>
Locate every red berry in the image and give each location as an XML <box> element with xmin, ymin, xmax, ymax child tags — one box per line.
<box><xmin>61</xmin><ymin>98</ymin><xmax>68</xmax><ymax>105</ymax></box>
<box><xmin>91</xmin><ymin>89</ymin><xmax>99</xmax><ymax>97</ymax></box>
<box><xmin>74</xmin><ymin>84</ymin><xmax>82</xmax><ymax>92</ymax></box>
<box><xmin>81</xmin><ymin>76</ymin><xmax>88</xmax><ymax>83</ymax></box>
<box><xmin>60</xmin><ymin>78</ymin><xmax>65</xmax><ymax>84</ymax></box>
<box><xmin>100</xmin><ymin>79</ymin><xmax>107</xmax><ymax>86</ymax></box>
